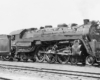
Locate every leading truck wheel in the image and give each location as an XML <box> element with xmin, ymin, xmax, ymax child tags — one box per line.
<box><xmin>57</xmin><ymin>55</ymin><xmax>70</xmax><ymax>64</ymax></box>
<box><xmin>86</xmin><ymin>55</ymin><xmax>95</xmax><ymax>65</ymax></box>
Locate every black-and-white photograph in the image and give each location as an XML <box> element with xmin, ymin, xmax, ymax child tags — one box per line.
<box><xmin>0</xmin><ymin>0</ymin><xmax>100</xmax><ymax>80</ymax></box>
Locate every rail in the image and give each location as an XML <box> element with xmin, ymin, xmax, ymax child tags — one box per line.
<box><xmin>0</xmin><ymin>63</ymin><xmax>99</xmax><ymax>79</ymax></box>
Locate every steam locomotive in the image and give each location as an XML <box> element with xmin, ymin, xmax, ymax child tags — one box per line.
<box><xmin>0</xmin><ymin>19</ymin><xmax>100</xmax><ymax>66</ymax></box>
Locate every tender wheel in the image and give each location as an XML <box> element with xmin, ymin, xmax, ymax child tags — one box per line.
<box><xmin>35</xmin><ymin>48</ymin><xmax>45</xmax><ymax>63</ymax></box>
<box><xmin>45</xmin><ymin>54</ymin><xmax>56</xmax><ymax>63</ymax></box>
<box><xmin>86</xmin><ymin>55</ymin><xmax>95</xmax><ymax>65</ymax></box>
<box><xmin>57</xmin><ymin>55</ymin><xmax>70</xmax><ymax>64</ymax></box>
<box><xmin>70</xmin><ymin>56</ymin><xmax>78</xmax><ymax>65</ymax></box>
<box><xmin>1</xmin><ymin>56</ymin><xmax>10</xmax><ymax>61</ymax></box>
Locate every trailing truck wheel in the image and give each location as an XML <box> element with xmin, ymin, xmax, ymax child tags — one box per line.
<box><xmin>9</xmin><ymin>57</ymin><xmax>13</xmax><ymax>61</ymax></box>
<box><xmin>86</xmin><ymin>56</ymin><xmax>95</xmax><ymax>65</ymax></box>
<box><xmin>70</xmin><ymin>56</ymin><xmax>78</xmax><ymax>65</ymax></box>
<box><xmin>13</xmin><ymin>58</ymin><xmax>21</xmax><ymax>62</ymax></box>
<box><xmin>20</xmin><ymin>58</ymin><xmax>28</xmax><ymax>62</ymax></box>
<box><xmin>35</xmin><ymin>49</ymin><xmax>45</xmax><ymax>63</ymax></box>
<box><xmin>45</xmin><ymin>54</ymin><xmax>56</xmax><ymax>63</ymax></box>
<box><xmin>31</xmin><ymin>58</ymin><xmax>36</xmax><ymax>62</ymax></box>
<box><xmin>57</xmin><ymin>55</ymin><xmax>70</xmax><ymax>64</ymax></box>
<box><xmin>20</xmin><ymin>53</ymin><xmax>28</xmax><ymax>62</ymax></box>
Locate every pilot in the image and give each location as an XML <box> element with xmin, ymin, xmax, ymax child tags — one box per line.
<box><xmin>72</xmin><ymin>40</ymin><xmax>81</xmax><ymax>56</ymax></box>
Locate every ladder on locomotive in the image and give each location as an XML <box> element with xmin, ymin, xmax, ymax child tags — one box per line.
<box><xmin>83</xmin><ymin>39</ymin><xmax>93</xmax><ymax>55</ymax></box>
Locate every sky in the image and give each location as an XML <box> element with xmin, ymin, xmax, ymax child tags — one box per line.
<box><xmin>0</xmin><ymin>0</ymin><xmax>100</xmax><ymax>34</ymax></box>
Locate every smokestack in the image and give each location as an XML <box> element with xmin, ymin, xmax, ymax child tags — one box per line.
<box><xmin>83</xmin><ymin>19</ymin><xmax>90</xmax><ymax>25</ymax></box>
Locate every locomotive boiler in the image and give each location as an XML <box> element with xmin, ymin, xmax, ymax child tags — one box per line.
<box><xmin>9</xmin><ymin>19</ymin><xmax>100</xmax><ymax>65</ymax></box>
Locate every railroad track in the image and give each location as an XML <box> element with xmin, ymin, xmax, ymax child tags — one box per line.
<box><xmin>0</xmin><ymin>63</ymin><xmax>100</xmax><ymax>79</ymax></box>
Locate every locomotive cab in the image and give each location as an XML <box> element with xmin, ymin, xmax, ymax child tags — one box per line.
<box><xmin>10</xmin><ymin>28</ymin><xmax>39</xmax><ymax>61</ymax></box>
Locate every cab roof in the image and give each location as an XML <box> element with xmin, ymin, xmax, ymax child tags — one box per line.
<box><xmin>9</xmin><ymin>29</ymin><xmax>25</xmax><ymax>35</ymax></box>
<box><xmin>9</xmin><ymin>27</ymin><xmax>37</xmax><ymax>35</ymax></box>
